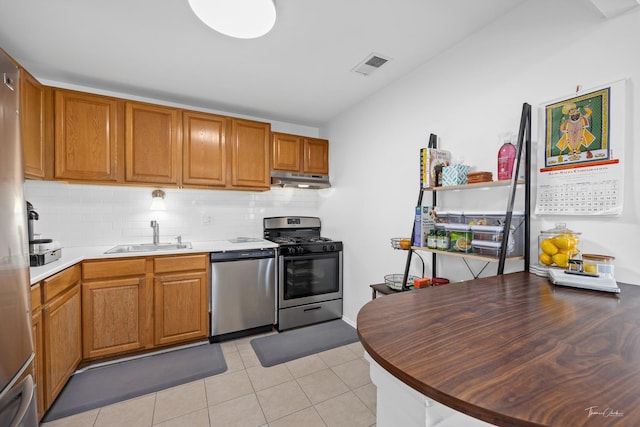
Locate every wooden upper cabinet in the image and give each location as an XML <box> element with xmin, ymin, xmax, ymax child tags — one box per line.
<box><xmin>182</xmin><ymin>111</ymin><xmax>227</xmax><ymax>187</ymax></box>
<box><xmin>271</xmin><ymin>132</ymin><xmax>329</xmax><ymax>175</ymax></box>
<box><xmin>125</xmin><ymin>101</ymin><xmax>180</xmax><ymax>184</ymax></box>
<box><xmin>303</xmin><ymin>137</ymin><xmax>329</xmax><ymax>175</ymax></box>
<box><xmin>54</xmin><ymin>89</ymin><xmax>122</xmax><ymax>181</ymax></box>
<box><xmin>272</xmin><ymin>132</ymin><xmax>302</xmax><ymax>172</ymax></box>
<box><xmin>229</xmin><ymin>118</ymin><xmax>271</xmax><ymax>189</ymax></box>
<box><xmin>21</xmin><ymin>70</ymin><xmax>50</xmax><ymax>180</ymax></box>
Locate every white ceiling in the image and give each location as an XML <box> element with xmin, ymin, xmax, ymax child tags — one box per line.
<box><xmin>0</xmin><ymin>0</ymin><xmax>525</xmax><ymax>127</ymax></box>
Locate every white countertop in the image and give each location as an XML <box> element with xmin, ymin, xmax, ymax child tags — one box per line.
<box><xmin>29</xmin><ymin>239</ymin><xmax>278</xmax><ymax>284</ymax></box>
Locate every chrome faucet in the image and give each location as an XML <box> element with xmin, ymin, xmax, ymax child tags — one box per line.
<box><xmin>151</xmin><ymin>220</ymin><xmax>159</xmax><ymax>244</ymax></box>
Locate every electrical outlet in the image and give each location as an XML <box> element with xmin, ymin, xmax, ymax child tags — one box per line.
<box><xmin>201</xmin><ymin>215</ymin><xmax>212</xmax><ymax>225</ymax></box>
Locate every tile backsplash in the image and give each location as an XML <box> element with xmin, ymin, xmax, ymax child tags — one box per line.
<box><xmin>24</xmin><ymin>180</ymin><xmax>326</xmax><ymax>248</ymax></box>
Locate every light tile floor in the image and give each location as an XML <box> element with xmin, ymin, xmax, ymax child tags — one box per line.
<box><xmin>41</xmin><ymin>333</ymin><xmax>377</xmax><ymax>427</ymax></box>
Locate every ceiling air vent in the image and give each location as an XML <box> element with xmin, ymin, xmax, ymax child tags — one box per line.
<box><xmin>352</xmin><ymin>53</ymin><xmax>391</xmax><ymax>77</ymax></box>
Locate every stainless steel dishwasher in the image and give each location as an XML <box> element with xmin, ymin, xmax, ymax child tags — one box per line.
<box><xmin>209</xmin><ymin>248</ymin><xmax>276</xmax><ymax>342</ymax></box>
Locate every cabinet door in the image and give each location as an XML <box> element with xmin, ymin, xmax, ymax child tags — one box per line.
<box><xmin>32</xmin><ymin>308</ymin><xmax>44</xmax><ymax>420</ymax></box>
<box><xmin>82</xmin><ymin>276</ymin><xmax>149</xmax><ymax>359</ymax></box>
<box><xmin>43</xmin><ymin>283</ymin><xmax>81</xmax><ymax>409</ymax></box>
<box><xmin>54</xmin><ymin>89</ymin><xmax>121</xmax><ymax>181</ymax></box>
<box><xmin>21</xmin><ymin>71</ymin><xmax>48</xmax><ymax>179</ymax></box>
<box><xmin>303</xmin><ymin>137</ymin><xmax>329</xmax><ymax>175</ymax></box>
<box><xmin>31</xmin><ymin>284</ymin><xmax>45</xmax><ymax>420</ymax></box>
<box><xmin>125</xmin><ymin>102</ymin><xmax>180</xmax><ymax>184</ymax></box>
<box><xmin>182</xmin><ymin>111</ymin><xmax>227</xmax><ymax>187</ymax></box>
<box><xmin>229</xmin><ymin>118</ymin><xmax>270</xmax><ymax>189</ymax></box>
<box><xmin>154</xmin><ymin>271</ymin><xmax>209</xmax><ymax>346</ymax></box>
<box><xmin>272</xmin><ymin>132</ymin><xmax>302</xmax><ymax>172</ymax></box>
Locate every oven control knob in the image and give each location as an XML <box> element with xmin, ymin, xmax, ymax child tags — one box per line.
<box><xmin>322</xmin><ymin>245</ymin><xmax>327</xmax><ymax>252</ymax></box>
<box><xmin>329</xmin><ymin>245</ymin><xmax>335</xmax><ymax>251</ymax></box>
<box><xmin>296</xmin><ymin>246</ymin><xmax>305</xmax><ymax>254</ymax></box>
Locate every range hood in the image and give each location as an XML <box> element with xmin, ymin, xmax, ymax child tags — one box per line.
<box><xmin>271</xmin><ymin>171</ymin><xmax>331</xmax><ymax>189</ymax></box>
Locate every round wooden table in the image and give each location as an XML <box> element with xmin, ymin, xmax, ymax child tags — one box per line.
<box><xmin>358</xmin><ymin>272</ymin><xmax>638</xmax><ymax>426</ymax></box>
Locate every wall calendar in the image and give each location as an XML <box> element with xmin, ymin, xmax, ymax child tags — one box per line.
<box><xmin>535</xmin><ymin>80</ymin><xmax>625</xmax><ymax>216</ymax></box>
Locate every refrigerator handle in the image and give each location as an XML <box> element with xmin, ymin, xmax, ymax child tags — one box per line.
<box><xmin>4</xmin><ymin>375</ymin><xmax>35</xmax><ymax>427</ymax></box>
<box><xmin>3</xmin><ymin>72</ymin><xmax>16</xmax><ymax>91</ymax></box>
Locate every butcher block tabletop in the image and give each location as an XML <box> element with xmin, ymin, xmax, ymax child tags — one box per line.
<box><xmin>357</xmin><ymin>271</ymin><xmax>639</xmax><ymax>426</ymax></box>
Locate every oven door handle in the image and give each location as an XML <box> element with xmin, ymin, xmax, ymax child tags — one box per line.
<box><xmin>280</xmin><ymin>252</ymin><xmax>340</xmax><ymax>262</ymax></box>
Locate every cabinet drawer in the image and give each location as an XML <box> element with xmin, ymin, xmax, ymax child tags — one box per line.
<box><xmin>83</xmin><ymin>258</ymin><xmax>147</xmax><ymax>280</ymax></box>
<box><xmin>31</xmin><ymin>282</ymin><xmax>42</xmax><ymax>312</ymax></box>
<box><xmin>154</xmin><ymin>254</ymin><xmax>208</xmax><ymax>274</ymax></box>
<box><xmin>43</xmin><ymin>265</ymin><xmax>81</xmax><ymax>303</ymax></box>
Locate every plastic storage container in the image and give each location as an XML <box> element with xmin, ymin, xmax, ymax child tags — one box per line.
<box><xmin>447</xmin><ymin>211</ymin><xmax>464</xmax><ymax>224</ymax></box>
<box><xmin>445</xmin><ymin>223</ymin><xmax>472</xmax><ymax>253</ymax></box>
<box><xmin>538</xmin><ymin>223</ymin><xmax>581</xmax><ymax>269</ymax></box>
<box><xmin>466</xmin><ymin>212</ymin><xmax>525</xmax><ymax>258</ymax></box>
<box><xmin>471</xmin><ymin>240</ymin><xmax>503</xmax><ymax>257</ymax></box>
<box><xmin>470</xmin><ymin>225</ymin><xmax>504</xmax><ymax>242</ymax></box>
<box><xmin>464</xmin><ymin>211</ymin><xmax>524</xmax><ymax>227</ymax></box>
<box><xmin>433</xmin><ymin>211</ymin><xmax>449</xmax><ymax>225</ymax></box>
<box><xmin>471</xmin><ymin>238</ymin><xmax>523</xmax><ymax>258</ymax></box>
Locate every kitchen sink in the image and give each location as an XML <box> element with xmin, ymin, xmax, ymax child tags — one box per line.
<box><xmin>105</xmin><ymin>242</ymin><xmax>192</xmax><ymax>254</ymax></box>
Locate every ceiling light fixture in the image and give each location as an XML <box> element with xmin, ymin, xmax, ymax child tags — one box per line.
<box><xmin>187</xmin><ymin>0</ymin><xmax>276</xmax><ymax>39</ymax></box>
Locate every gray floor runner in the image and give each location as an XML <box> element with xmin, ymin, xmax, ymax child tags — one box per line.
<box><xmin>43</xmin><ymin>342</ymin><xmax>226</xmax><ymax>422</ymax></box>
<box><xmin>250</xmin><ymin>320</ymin><xmax>359</xmax><ymax>367</ymax></box>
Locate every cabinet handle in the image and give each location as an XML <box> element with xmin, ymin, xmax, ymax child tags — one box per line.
<box><xmin>303</xmin><ymin>306</ymin><xmax>321</xmax><ymax>312</ymax></box>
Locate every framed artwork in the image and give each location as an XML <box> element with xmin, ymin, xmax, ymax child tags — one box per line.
<box><xmin>544</xmin><ymin>88</ymin><xmax>610</xmax><ymax>169</ymax></box>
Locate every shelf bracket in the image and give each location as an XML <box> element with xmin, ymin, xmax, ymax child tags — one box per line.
<box><xmin>461</xmin><ymin>258</ymin><xmax>491</xmax><ymax>279</ymax></box>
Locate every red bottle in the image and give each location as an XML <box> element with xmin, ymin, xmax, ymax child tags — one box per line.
<box><xmin>497</xmin><ymin>137</ymin><xmax>516</xmax><ymax>181</ymax></box>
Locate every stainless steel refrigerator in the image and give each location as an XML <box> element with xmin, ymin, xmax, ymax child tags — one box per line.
<box><xmin>0</xmin><ymin>49</ymin><xmax>39</xmax><ymax>426</ymax></box>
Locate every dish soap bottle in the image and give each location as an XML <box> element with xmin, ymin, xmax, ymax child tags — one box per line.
<box><xmin>497</xmin><ymin>134</ymin><xmax>516</xmax><ymax>181</ymax></box>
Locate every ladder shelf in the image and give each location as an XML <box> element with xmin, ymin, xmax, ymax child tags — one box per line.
<box><xmin>400</xmin><ymin>103</ymin><xmax>532</xmax><ymax>290</ymax></box>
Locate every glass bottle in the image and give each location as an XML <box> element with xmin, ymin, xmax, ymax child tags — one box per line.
<box><xmin>436</xmin><ymin>230</ymin><xmax>449</xmax><ymax>251</ymax></box>
<box><xmin>427</xmin><ymin>229</ymin><xmax>437</xmax><ymax>249</ymax></box>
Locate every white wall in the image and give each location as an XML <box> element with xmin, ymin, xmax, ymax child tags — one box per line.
<box><xmin>323</xmin><ymin>0</ymin><xmax>640</xmax><ymax>325</ymax></box>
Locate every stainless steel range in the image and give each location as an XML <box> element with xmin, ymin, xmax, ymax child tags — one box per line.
<box><xmin>264</xmin><ymin>216</ymin><xmax>343</xmax><ymax>331</ymax></box>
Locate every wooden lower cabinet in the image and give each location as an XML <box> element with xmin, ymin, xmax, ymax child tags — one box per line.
<box><xmin>42</xmin><ymin>265</ymin><xmax>82</xmax><ymax>410</ymax></box>
<box><xmin>153</xmin><ymin>254</ymin><xmax>209</xmax><ymax>346</ymax></box>
<box><xmin>81</xmin><ymin>254</ymin><xmax>209</xmax><ymax>359</ymax></box>
<box><xmin>34</xmin><ymin>253</ymin><xmax>209</xmax><ymax>413</ymax></box>
<box><xmin>31</xmin><ymin>283</ymin><xmax>45</xmax><ymax>420</ymax></box>
<box><xmin>81</xmin><ymin>258</ymin><xmax>150</xmax><ymax>359</ymax></box>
